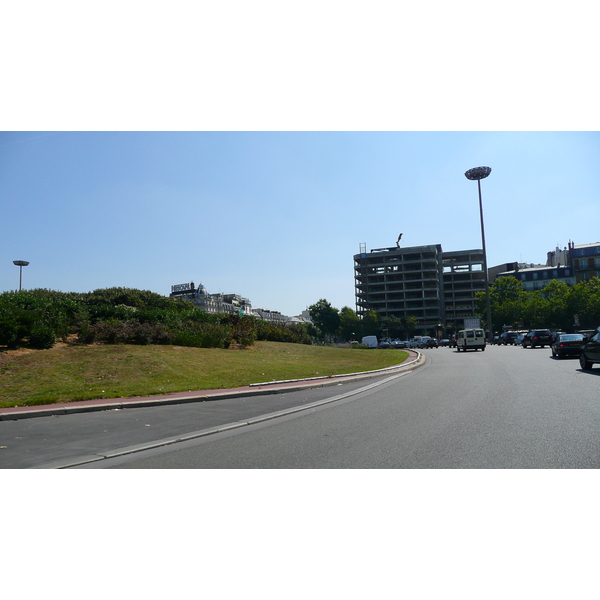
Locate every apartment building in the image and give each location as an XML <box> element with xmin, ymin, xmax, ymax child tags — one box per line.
<box><xmin>169</xmin><ymin>281</ymin><xmax>253</xmax><ymax>315</ymax></box>
<box><xmin>571</xmin><ymin>242</ymin><xmax>600</xmax><ymax>282</ymax></box>
<box><xmin>494</xmin><ymin>242</ymin><xmax>598</xmax><ymax>289</ymax></box>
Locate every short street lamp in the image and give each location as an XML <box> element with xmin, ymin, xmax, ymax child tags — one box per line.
<box><xmin>464</xmin><ymin>166</ymin><xmax>493</xmax><ymax>342</ymax></box>
<box><xmin>13</xmin><ymin>260</ymin><xmax>29</xmax><ymax>291</ymax></box>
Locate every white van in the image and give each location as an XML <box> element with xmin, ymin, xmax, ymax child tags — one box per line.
<box><xmin>457</xmin><ymin>328</ymin><xmax>486</xmax><ymax>351</ymax></box>
<box><xmin>361</xmin><ymin>335</ymin><xmax>378</xmax><ymax>348</ymax></box>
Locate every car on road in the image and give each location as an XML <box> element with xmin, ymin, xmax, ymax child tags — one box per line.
<box><xmin>522</xmin><ymin>329</ymin><xmax>553</xmax><ymax>348</ymax></box>
<box><xmin>515</xmin><ymin>333</ymin><xmax>527</xmax><ymax>346</ymax></box>
<box><xmin>361</xmin><ymin>335</ymin><xmax>378</xmax><ymax>348</ymax></box>
<box><xmin>579</xmin><ymin>328</ymin><xmax>600</xmax><ymax>370</ymax></box>
<box><xmin>409</xmin><ymin>336</ymin><xmax>433</xmax><ymax>348</ymax></box>
<box><xmin>417</xmin><ymin>336</ymin><xmax>434</xmax><ymax>348</ymax></box>
<box><xmin>500</xmin><ymin>331</ymin><xmax>520</xmax><ymax>345</ymax></box>
<box><xmin>551</xmin><ymin>333</ymin><xmax>586</xmax><ymax>358</ymax></box>
<box><xmin>423</xmin><ymin>338</ymin><xmax>439</xmax><ymax>348</ymax></box>
<box><xmin>391</xmin><ymin>339</ymin><xmax>407</xmax><ymax>349</ymax></box>
<box><xmin>408</xmin><ymin>337</ymin><xmax>425</xmax><ymax>348</ymax></box>
<box><xmin>456</xmin><ymin>328</ymin><xmax>486</xmax><ymax>351</ymax></box>
<box><xmin>439</xmin><ymin>338</ymin><xmax>450</xmax><ymax>347</ymax></box>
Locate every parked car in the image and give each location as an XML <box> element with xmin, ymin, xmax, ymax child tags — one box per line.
<box><xmin>578</xmin><ymin>330</ymin><xmax>597</xmax><ymax>341</ymax></box>
<box><xmin>522</xmin><ymin>329</ymin><xmax>553</xmax><ymax>348</ymax></box>
<box><xmin>500</xmin><ymin>331</ymin><xmax>520</xmax><ymax>345</ymax></box>
<box><xmin>391</xmin><ymin>339</ymin><xmax>407</xmax><ymax>349</ymax></box>
<box><xmin>417</xmin><ymin>336</ymin><xmax>433</xmax><ymax>348</ymax></box>
<box><xmin>551</xmin><ymin>333</ymin><xmax>585</xmax><ymax>358</ymax></box>
<box><xmin>408</xmin><ymin>337</ymin><xmax>424</xmax><ymax>348</ymax></box>
<box><xmin>579</xmin><ymin>328</ymin><xmax>600</xmax><ymax>370</ymax></box>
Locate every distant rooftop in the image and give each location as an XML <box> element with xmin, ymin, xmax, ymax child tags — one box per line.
<box><xmin>573</xmin><ymin>242</ymin><xmax>600</xmax><ymax>249</ymax></box>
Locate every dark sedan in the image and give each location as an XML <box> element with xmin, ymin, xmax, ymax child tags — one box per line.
<box><xmin>391</xmin><ymin>340</ymin><xmax>408</xmax><ymax>349</ymax></box>
<box><xmin>551</xmin><ymin>333</ymin><xmax>585</xmax><ymax>358</ymax></box>
<box><xmin>523</xmin><ymin>329</ymin><xmax>553</xmax><ymax>348</ymax></box>
<box><xmin>579</xmin><ymin>328</ymin><xmax>600</xmax><ymax>370</ymax></box>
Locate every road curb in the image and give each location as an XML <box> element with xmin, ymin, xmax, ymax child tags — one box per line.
<box><xmin>1</xmin><ymin>351</ymin><xmax>424</xmax><ymax>422</ymax></box>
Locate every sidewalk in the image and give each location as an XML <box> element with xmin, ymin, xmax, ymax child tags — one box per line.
<box><xmin>0</xmin><ymin>350</ymin><xmax>423</xmax><ymax>421</ymax></box>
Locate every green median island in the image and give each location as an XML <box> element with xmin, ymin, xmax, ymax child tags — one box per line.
<box><xmin>0</xmin><ymin>341</ymin><xmax>409</xmax><ymax>408</ymax></box>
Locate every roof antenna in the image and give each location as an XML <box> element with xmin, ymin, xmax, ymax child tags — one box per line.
<box><xmin>396</xmin><ymin>233</ymin><xmax>403</xmax><ymax>248</ymax></box>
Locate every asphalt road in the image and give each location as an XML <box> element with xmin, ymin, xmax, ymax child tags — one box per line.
<box><xmin>1</xmin><ymin>375</ymin><xmax>401</xmax><ymax>468</ymax></box>
<box><xmin>3</xmin><ymin>344</ymin><xmax>600</xmax><ymax>468</ymax></box>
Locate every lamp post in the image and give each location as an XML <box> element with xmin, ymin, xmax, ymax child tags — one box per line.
<box><xmin>464</xmin><ymin>166</ymin><xmax>493</xmax><ymax>342</ymax></box>
<box><xmin>13</xmin><ymin>260</ymin><xmax>29</xmax><ymax>291</ymax></box>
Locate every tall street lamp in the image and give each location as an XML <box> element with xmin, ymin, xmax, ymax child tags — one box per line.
<box><xmin>13</xmin><ymin>260</ymin><xmax>29</xmax><ymax>291</ymax></box>
<box><xmin>464</xmin><ymin>166</ymin><xmax>493</xmax><ymax>342</ymax></box>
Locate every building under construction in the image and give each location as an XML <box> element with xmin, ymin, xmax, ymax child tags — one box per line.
<box><xmin>354</xmin><ymin>243</ymin><xmax>485</xmax><ymax>335</ymax></box>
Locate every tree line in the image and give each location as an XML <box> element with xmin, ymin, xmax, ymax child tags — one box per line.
<box><xmin>308</xmin><ymin>275</ymin><xmax>600</xmax><ymax>344</ymax></box>
<box><xmin>0</xmin><ymin>287</ymin><xmax>312</xmax><ymax>350</ymax></box>
<box><xmin>307</xmin><ymin>299</ymin><xmax>419</xmax><ymax>342</ymax></box>
<box><xmin>475</xmin><ymin>276</ymin><xmax>600</xmax><ymax>334</ymax></box>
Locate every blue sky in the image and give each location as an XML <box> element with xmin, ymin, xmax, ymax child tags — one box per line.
<box><xmin>1</xmin><ymin>131</ymin><xmax>599</xmax><ymax>316</ymax></box>
<box><xmin>2</xmin><ymin>3</ymin><xmax>599</xmax><ymax>317</ymax></box>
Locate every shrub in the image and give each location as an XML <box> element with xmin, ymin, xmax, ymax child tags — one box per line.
<box><xmin>254</xmin><ymin>320</ymin><xmax>311</xmax><ymax>344</ymax></box>
<box><xmin>92</xmin><ymin>321</ymin><xmax>126</xmax><ymax>344</ymax></box>
<box><xmin>29</xmin><ymin>326</ymin><xmax>56</xmax><ymax>349</ymax></box>
<box><xmin>218</xmin><ymin>314</ymin><xmax>258</xmax><ymax>347</ymax></box>
<box><xmin>131</xmin><ymin>322</ymin><xmax>170</xmax><ymax>345</ymax></box>
<box><xmin>0</xmin><ymin>315</ymin><xmax>20</xmax><ymax>348</ymax></box>
<box><xmin>171</xmin><ymin>322</ymin><xmax>232</xmax><ymax>348</ymax></box>
<box><xmin>0</xmin><ymin>289</ymin><xmax>81</xmax><ymax>347</ymax></box>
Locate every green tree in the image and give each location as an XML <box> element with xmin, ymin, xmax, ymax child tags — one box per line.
<box><xmin>361</xmin><ymin>309</ymin><xmax>379</xmax><ymax>337</ymax></box>
<box><xmin>521</xmin><ymin>292</ymin><xmax>549</xmax><ymax>328</ymax></box>
<box><xmin>403</xmin><ymin>315</ymin><xmax>418</xmax><ymax>339</ymax></box>
<box><xmin>381</xmin><ymin>315</ymin><xmax>403</xmax><ymax>339</ymax></box>
<box><xmin>339</xmin><ymin>306</ymin><xmax>360</xmax><ymax>342</ymax></box>
<box><xmin>478</xmin><ymin>277</ymin><xmax>526</xmax><ymax>332</ymax></box>
<box><xmin>490</xmin><ymin>276</ymin><xmax>525</xmax><ymax>304</ymax></box>
<box><xmin>308</xmin><ymin>299</ymin><xmax>340</xmax><ymax>341</ymax></box>
<box><xmin>568</xmin><ymin>278</ymin><xmax>600</xmax><ymax>329</ymax></box>
<box><xmin>540</xmin><ymin>280</ymin><xmax>571</xmax><ymax>330</ymax></box>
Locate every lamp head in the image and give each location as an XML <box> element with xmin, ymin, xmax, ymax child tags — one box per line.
<box><xmin>465</xmin><ymin>166</ymin><xmax>491</xmax><ymax>180</ymax></box>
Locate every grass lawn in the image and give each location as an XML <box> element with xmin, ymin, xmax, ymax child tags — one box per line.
<box><xmin>0</xmin><ymin>341</ymin><xmax>409</xmax><ymax>408</ymax></box>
